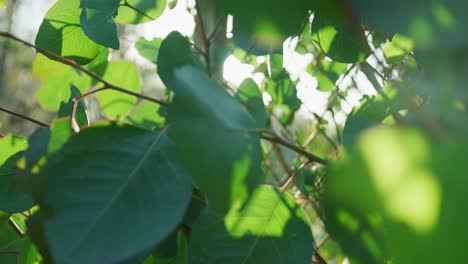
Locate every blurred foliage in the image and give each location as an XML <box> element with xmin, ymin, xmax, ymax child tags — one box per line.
<box><xmin>0</xmin><ymin>0</ymin><xmax>467</xmax><ymax>263</ymax></box>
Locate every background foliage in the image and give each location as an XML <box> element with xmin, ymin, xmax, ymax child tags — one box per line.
<box><xmin>0</xmin><ymin>0</ymin><xmax>467</xmax><ymax>263</ymax></box>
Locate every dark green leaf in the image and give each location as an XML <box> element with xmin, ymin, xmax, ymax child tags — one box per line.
<box><xmin>349</xmin><ymin>0</ymin><xmax>468</xmax><ymax>47</ymax></box>
<box><xmin>14</xmin><ymin>119</ymin><xmax>72</xmax><ymax>196</ymax></box>
<box><xmin>236</xmin><ymin>78</ymin><xmax>267</xmax><ymax>128</ymax></box>
<box><xmin>189</xmin><ymin>186</ymin><xmax>314</xmax><ymax>263</ymax></box>
<box><xmin>35</xmin><ymin>125</ymin><xmax>192</xmax><ymax>263</ymax></box>
<box><xmin>214</xmin><ymin>0</ymin><xmax>312</xmax><ymax>54</ymax></box>
<box><xmin>311</xmin><ymin>14</ymin><xmax>370</xmax><ymax>63</ymax></box>
<box><xmin>0</xmin><ymin>136</ymin><xmax>32</xmax><ymax>213</ymax></box>
<box><xmin>115</xmin><ymin>0</ymin><xmax>167</xmax><ymax>24</ymax></box>
<box><xmin>80</xmin><ymin>0</ymin><xmax>120</xmax><ymax>49</ymax></box>
<box><xmin>58</xmin><ymin>86</ymin><xmax>89</xmax><ymax>130</ymax></box>
<box><xmin>158</xmin><ymin>32</ymin><xmax>262</xmax><ymax>213</ymax></box>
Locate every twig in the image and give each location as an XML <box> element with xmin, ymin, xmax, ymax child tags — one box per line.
<box><xmin>261</xmin><ymin>134</ymin><xmax>327</xmax><ymax>165</ymax></box>
<box><xmin>0</xmin><ymin>32</ymin><xmax>170</xmax><ymax>107</ymax></box>
<box><xmin>0</xmin><ymin>105</ymin><xmax>48</xmax><ymax>127</ymax></box>
<box><xmin>121</xmin><ymin>1</ymin><xmax>155</xmax><ymax>21</ymax></box>
<box><xmin>194</xmin><ymin>0</ymin><xmax>211</xmax><ymax>76</ymax></box>
<box><xmin>280</xmin><ymin>160</ymin><xmax>312</xmax><ymax>190</ymax></box>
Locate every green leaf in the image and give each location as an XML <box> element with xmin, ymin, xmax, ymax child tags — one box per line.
<box><xmin>33</xmin><ymin>53</ymin><xmax>92</xmax><ymax>111</ymax></box>
<box><xmin>267</xmin><ymin>54</ymin><xmax>285</xmax><ymax>81</ymax></box>
<box><xmin>349</xmin><ymin>0</ymin><xmax>468</xmax><ymax>47</ymax></box>
<box><xmin>35</xmin><ymin>0</ymin><xmax>103</xmax><ymax>65</ymax></box>
<box><xmin>98</xmin><ymin>60</ymin><xmax>141</xmax><ymax>119</ymax></box>
<box><xmin>0</xmin><ymin>152</ymin><xmax>34</xmax><ymax>214</ymax></box>
<box><xmin>0</xmin><ymin>213</ymin><xmax>43</xmax><ymax>264</ymax></box>
<box><xmin>265</xmin><ymin>76</ymin><xmax>301</xmax><ymax>124</ymax></box>
<box><xmin>80</xmin><ymin>0</ymin><xmax>120</xmax><ymax>49</ymax></box>
<box><xmin>189</xmin><ymin>186</ymin><xmax>315</xmax><ymax>263</ymax></box>
<box><xmin>58</xmin><ymin>86</ymin><xmax>89</xmax><ymax>130</ymax></box>
<box><xmin>311</xmin><ymin>14</ymin><xmax>370</xmax><ymax>63</ymax></box>
<box><xmin>157</xmin><ymin>32</ymin><xmax>197</xmax><ymax>82</ymax></box>
<box><xmin>0</xmin><ymin>136</ymin><xmax>32</xmax><ymax>213</ymax></box>
<box><xmin>122</xmin><ymin>101</ymin><xmax>166</xmax><ymax>131</ymax></box>
<box><xmin>141</xmin><ymin>230</ymin><xmax>187</xmax><ymax>264</ymax></box>
<box><xmin>166</xmin><ymin>66</ymin><xmax>262</xmax><ymax>213</ymax></box>
<box><xmin>14</xmin><ymin>119</ymin><xmax>72</xmax><ymax>196</ymax></box>
<box><xmin>310</xmin><ymin>60</ymin><xmax>348</xmax><ymax>91</ymax></box>
<box><xmin>115</xmin><ymin>0</ymin><xmax>167</xmax><ymax>24</ymax></box>
<box><xmin>158</xmin><ymin>32</ymin><xmax>262</xmax><ymax>213</ymax></box>
<box><xmin>342</xmin><ymin>82</ymin><xmax>401</xmax><ymax>149</ymax></box>
<box><xmin>34</xmin><ymin>125</ymin><xmax>192</xmax><ymax>264</ymax></box>
<box><xmin>0</xmin><ymin>212</ymin><xmax>21</xmax><ymax>263</ymax></box>
<box><xmin>0</xmin><ymin>0</ymin><xmax>5</xmax><ymax>10</ymax></box>
<box><xmin>136</xmin><ymin>37</ymin><xmax>163</xmax><ymax>64</ymax></box>
<box><xmin>236</xmin><ymin>78</ymin><xmax>267</xmax><ymax>128</ymax></box>
<box><xmin>214</xmin><ymin>0</ymin><xmax>312</xmax><ymax>54</ymax></box>
<box><xmin>383</xmin><ymin>34</ymin><xmax>415</xmax><ymax>64</ymax></box>
<box><xmin>0</xmin><ymin>135</ymin><xmax>27</xmax><ymax>165</ymax></box>
<box><xmin>325</xmin><ymin>126</ymin><xmax>468</xmax><ymax>263</ymax></box>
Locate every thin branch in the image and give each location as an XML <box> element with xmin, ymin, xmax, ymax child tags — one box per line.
<box><xmin>273</xmin><ymin>143</ymin><xmax>293</xmax><ymax>182</ymax></box>
<box><xmin>0</xmin><ymin>105</ymin><xmax>48</xmax><ymax>127</ymax></box>
<box><xmin>194</xmin><ymin>0</ymin><xmax>211</xmax><ymax>76</ymax></box>
<box><xmin>261</xmin><ymin>134</ymin><xmax>327</xmax><ymax>165</ymax></box>
<box><xmin>280</xmin><ymin>160</ymin><xmax>312</xmax><ymax>190</ymax></box>
<box><xmin>0</xmin><ymin>32</ymin><xmax>170</xmax><ymax>106</ymax></box>
<box><xmin>121</xmin><ymin>1</ymin><xmax>156</xmax><ymax>21</ymax></box>
<box><xmin>207</xmin><ymin>17</ymin><xmax>224</xmax><ymax>43</ymax></box>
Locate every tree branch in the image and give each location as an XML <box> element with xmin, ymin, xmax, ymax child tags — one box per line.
<box><xmin>0</xmin><ymin>32</ymin><xmax>170</xmax><ymax>107</ymax></box>
<box><xmin>0</xmin><ymin>105</ymin><xmax>48</xmax><ymax>127</ymax></box>
<box><xmin>261</xmin><ymin>134</ymin><xmax>327</xmax><ymax>165</ymax></box>
<box><xmin>194</xmin><ymin>0</ymin><xmax>211</xmax><ymax>76</ymax></box>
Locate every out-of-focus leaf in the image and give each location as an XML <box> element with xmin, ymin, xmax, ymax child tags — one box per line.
<box><xmin>122</xmin><ymin>101</ymin><xmax>165</xmax><ymax>131</ymax></box>
<box><xmin>115</xmin><ymin>0</ymin><xmax>167</xmax><ymax>24</ymax></box>
<box><xmin>342</xmin><ymin>82</ymin><xmax>401</xmax><ymax>149</ymax></box>
<box><xmin>349</xmin><ymin>0</ymin><xmax>468</xmax><ymax>47</ymax></box>
<box><xmin>309</xmin><ymin>60</ymin><xmax>348</xmax><ymax>91</ymax></box>
<box><xmin>265</xmin><ymin>76</ymin><xmax>301</xmax><ymax>124</ymax></box>
<box><xmin>267</xmin><ymin>53</ymin><xmax>285</xmax><ymax>81</ymax></box>
<box><xmin>384</xmin><ymin>34</ymin><xmax>415</xmax><ymax>64</ymax></box>
<box><xmin>98</xmin><ymin>60</ymin><xmax>141</xmax><ymax>119</ymax></box>
<box><xmin>311</xmin><ymin>14</ymin><xmax>370</xmax><ymax>63</ymax></box>
<box><xmin>0</xmin><ymin>136</ymin><xmax>32</xmax><ymax>213</ymax></box>
<box><xmin>136</xmin><ymin>37</ymin><xmax>163</xmax><ymax>64</ymax></box>
<box><xmin>214</xmin><ymin>0</ymin><xmax>312</xmax><ymax>54</ymax></box>
<box><xmin>189</xmin><ymin>186</ymin><xmax>315</xmax><ymax>263</ymax></box>
<box><xmin>236</xmin><ymin>78</ymin><xmax>267</xmax><ymax>127</ymax></box>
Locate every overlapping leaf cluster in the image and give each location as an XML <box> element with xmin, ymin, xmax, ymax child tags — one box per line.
<box><xmin>0</xmin><ymin>0</ymin><xmax>467</xmax><ymax>263</ymax></box>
